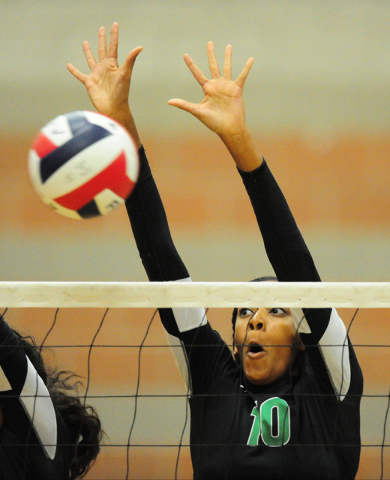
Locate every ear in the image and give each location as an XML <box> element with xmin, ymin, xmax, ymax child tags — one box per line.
<box><xmin>293</xmin><ymin>332</ymin><xmax>305</xmax><ymax>352</ymax></box>
<box><xmin>291</xmin><ymin>344</ymin><xmax>306</xmax><ymax>377</ymax></box>
<box><xmin>232</xmin><ymin>340</ymin><xmax>239</xmax><ymax>360</ymax></box>
<box><xmin>297</xmin><ymin>336</ymin><xmax>306</xmax><ymax>352</ymax></box>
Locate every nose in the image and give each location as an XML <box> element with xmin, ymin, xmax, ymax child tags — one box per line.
<box><xmin>248</xmin><ymin>309</ymin><xmax>264</xmax><ymax>331</ymax></box>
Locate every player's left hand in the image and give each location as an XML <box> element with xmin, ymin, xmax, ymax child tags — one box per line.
<box><xmin>168</xmin><ymin>42</ymin><xmax>254</xmax><ymax>139</ymax></box>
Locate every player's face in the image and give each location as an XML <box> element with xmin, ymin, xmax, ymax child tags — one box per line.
<box><xmin>233</xmin><ymin>307</ymin><xmax>303</xmax><ymax>386</ymax></box>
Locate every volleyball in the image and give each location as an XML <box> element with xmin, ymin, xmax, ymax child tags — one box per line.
<box><xmin>28</xmin><ymin>110</ymin><xmax>139</xmax><ymax>219</ymax></box>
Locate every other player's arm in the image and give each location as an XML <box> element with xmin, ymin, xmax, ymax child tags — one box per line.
<box><xmin>0</xmin><ymin>316</ymin><xmax>57</xmax><ymax>459</ymax></box>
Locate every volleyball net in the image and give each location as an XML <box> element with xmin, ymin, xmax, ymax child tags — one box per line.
<box><xmin>1</xmin><ymin>281</ymin><xmax>389</xmax><ymax>480</ymax></box>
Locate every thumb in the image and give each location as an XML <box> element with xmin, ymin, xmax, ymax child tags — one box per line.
<box><xmin>167</xmin><ymin>98</ymin><xmax>199</xmax><ymax>117</ymax></box>
<box><xmin>122</xmin><ymin>46</ymin><xmax>143</xmax><ymax>74</ymax></box>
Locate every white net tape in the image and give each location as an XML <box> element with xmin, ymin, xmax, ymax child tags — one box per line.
<box><xmin>1</xmin><ymin>281</ymin><xmax>390</xmax><ymax>308</ymax></box>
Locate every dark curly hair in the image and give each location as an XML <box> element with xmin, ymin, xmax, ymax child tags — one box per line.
<box><xmin>15</xmin><ymin>332</ymin><xmax>103</xmax><ymax>479</ymax></box>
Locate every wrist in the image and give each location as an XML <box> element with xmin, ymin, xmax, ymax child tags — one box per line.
<box><xmin>108</xmin><ymin>105</ymin><xmax>142</xmax><ymax>149</ymax></box>
<box><xmin>218</xmin><ymin>128</ymin><xmax>263</xmax><ymax>172</ymax></box>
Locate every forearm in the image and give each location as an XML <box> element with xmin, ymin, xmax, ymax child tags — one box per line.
<box><xmin>125</xmin><ymin>147</ymin><xmax>189</xmax><ymax>281</ymax></box>
<box><xmin>125</xmin><ymin>148</ymin><xmax>196</xmax><ymax>339</ymax></box>
<box><xmin>239</xmin><ymin>162</ymin><xmax>336</xmax><ymax>344</ymax></box>
<box><xmin>239</xmin><ymin>160</ymin><xmax>320</xmax><ymax>282</ymax></box>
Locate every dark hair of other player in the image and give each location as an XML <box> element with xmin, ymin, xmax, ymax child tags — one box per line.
<box><xmin>10</xmin><ymin>330</ymin><xmax>102</xmax><ymax>479</ymax></box>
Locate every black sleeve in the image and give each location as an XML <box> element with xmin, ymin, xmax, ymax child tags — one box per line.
<box><xmin>125</xmin><ymin>147</ymin><xmax>191</xmax><ymax>337</ymax></box>
<box><xmin>238</xmin><ymin>160</ymin><xmax>331</xmax><ymax>343</ymax></box>
<box><xmin>125</xmin><ymin>146</ymin><xmax>189</xmax><ymax>282</ymax></box>
<box><xmin>238</xmin><ymin>160</ymin><xmax>320</xmax><ymax>282</ymax></box>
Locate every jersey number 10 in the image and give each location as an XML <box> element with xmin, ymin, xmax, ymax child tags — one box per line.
<box><xmin>248</xmin><ymin>397</ymin><xmax>291</xmax><ymax>447</ymax></box>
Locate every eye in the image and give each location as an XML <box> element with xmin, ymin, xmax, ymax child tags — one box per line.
<box><xmin>269</xmin><ymin>308</ymin><xmax>287</xmax><ymax>316</ymax></box>
<box><xmin>239</xmin><ymin>308</ymin><xmax>255</xmax><ymax>318</ymax></box>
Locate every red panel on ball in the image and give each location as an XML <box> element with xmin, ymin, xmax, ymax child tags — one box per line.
<box><xmin>32</xmin><ymin>133</ymin><xmax>58</xmax><ymax>158</ymax></box>
<box><xmin>54</xmin><ymin>152</ymin><xmax>135</xmax><ymax>210</ymax></box>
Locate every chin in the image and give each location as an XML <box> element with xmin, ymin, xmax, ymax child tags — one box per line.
<box><xmin>244</xmin><ymin>370</ymin><xmax>269</xmax><ymax>386</ymax></box>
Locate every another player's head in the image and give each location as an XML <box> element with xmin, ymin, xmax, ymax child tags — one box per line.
<box><xmin>231</xmin><ymin>277</ymin><xmax>305</xmax><ymax>386</ymax></box>
<box><xmin>14</xmin><ymin>330</ymin><xmax>103</xmax><ymax>479</ymax></box>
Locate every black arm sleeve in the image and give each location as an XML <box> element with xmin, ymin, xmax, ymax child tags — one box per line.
<box><xmin>125</xmin><ymin>147</ymin><xmax>192</xmax><ymax>337</ymax></box>
<box><xmin>238</xmin><ymin>160</ymin><xmax>320</xmax><ymax>282</ymax></box>
<box><xmin>125</xmin><ymin>146</ymin><xmax>189</xmax><ymax>282</ymax></box>
<box><xmin>238</xmin><ymin>160</ymin><xmax>331</xmax><ymax>342</ymax></box>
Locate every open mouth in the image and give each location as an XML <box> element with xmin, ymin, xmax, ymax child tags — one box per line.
<box><xmin>249</xmin><ymin>344</ymin><xmax>264</xmax><ymax>353</ymax></box>
<box><xmin>247</xmin><ymin>342</ymin><xmax>264</xmax><ymax>356</ymax></box>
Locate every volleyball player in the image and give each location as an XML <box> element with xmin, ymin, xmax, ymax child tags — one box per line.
<box><xmin>0</xmin><ymin>313</ymin><xmax>102</xmax><ymax>479</ymax></box>
<box><xmin>68</xmin><ymin>23</ymin><xmax>363</xmax><ymax>479</ymax></box>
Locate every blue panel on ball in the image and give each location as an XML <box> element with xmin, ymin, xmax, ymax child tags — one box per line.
<box><xmin>39</xmin><ymin>112</ymin><xmax>111</xmax><ymax>183</ymax></box>
<box><xmin>77</xmin><ymin>199</ymin><xmax>101</xmax><ymax>219</ymax></box>
<box><xmin>67</xmin><ymin>111</ymin><xmax>93</xmax><ymax>136</ymax></box>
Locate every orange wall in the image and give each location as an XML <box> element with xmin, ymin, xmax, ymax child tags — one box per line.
<box><xmin>1</xmin><ymin>131</ymin><xmax>389</xmax><ymax>235</ymax></box>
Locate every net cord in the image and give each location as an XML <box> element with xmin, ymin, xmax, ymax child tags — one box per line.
<box><xmin>0</xmin><ymin>281</ymin><xmax>389</xmax><ymax>308</ymax></box>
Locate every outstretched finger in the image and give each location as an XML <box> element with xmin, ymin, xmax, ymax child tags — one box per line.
<box><xmin>82</xmin><ymin>41</ymin><xmax>96</xmax><ymax>69</ymax></box>
<box><xmin>107</xmin><ymin>22</ymin><xmax>119</xmax><ymax>59</ymax></box>
<box><xmin>183</xmin><ymin>54</ymin><xmax>208</xmax><ymax>87</ymax></box>
<box><xmin>235</xmin><ymin>57</ymin><xmax>254</xmax><ymax>88</ymax></box>
<box><xmin>97</xmin><ymin>26</ymin><xmax>107</xmax><ymax>61</ymax></box>
<box><xmin>66</xmin><ymin>63</ymin><xmax>87</xmax><ymax>84</ymax></box>
<box><xmin>207</xmin><ymin>41</ymin><xmax>220</xmax><ymax>79</ymax></box>
<box><xmin>223</xmin><ymin>44</ymin><xmax>233</xmax><ymax>80</ymax></box>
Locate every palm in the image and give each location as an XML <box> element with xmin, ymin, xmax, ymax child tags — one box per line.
<box><xmin>168</xmin><ymin>42</ymin><xmax>254</xmax><ymax>137</ymax></box>
<box><xmin>83</xmin><ymin>60</ymin><xmax>128</xmax><ymax>116</ymax></box>
<box><xmin>197</xmin><ymin>78</ymin><xmax>246</xmax><ymax>136</ymax></box>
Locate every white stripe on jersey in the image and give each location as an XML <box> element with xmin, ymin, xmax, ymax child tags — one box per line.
<box><xmin>164</xmin><ymin>330</ymin><xmax>192</xmax><ymax>394</ymax></box>
<box><xmin>164</xmin><ymin>278</ymin><xmax>207</xmax><ymax>394</ymax></box>
<box><xmin>318</xmin><ymin>308</ymin><xmax>351</xmax><ymax>400</ymax></box>
<box><xmin>172</xmin><ymin>278</ymin><xmax>207</xmax><ymax>333</ymax></box>
<box><xmin>291</xmin><ymin>308</ymin><xmax>311</xmax><ymax>334</ymax></box>
<box><xmin>19</xmin><ymin>357</ymin><xmax>57</xmax><ymax>459</ymax></box>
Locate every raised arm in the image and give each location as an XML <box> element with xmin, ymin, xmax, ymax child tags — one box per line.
<box><xmin>67</xmin><ymin>24</ymin><xmax>202</xmax><ymax>339</ymax></box>
<box><xmin>167</xmin><ymin>42</ymin><xmax>321</xmax><ymax>283</ymax></box>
